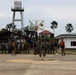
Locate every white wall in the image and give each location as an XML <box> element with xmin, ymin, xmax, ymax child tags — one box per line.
<box><xmin>59</xmin><ymin>37</ymin><xmax>76</xmax><ymax>49</ymax></box>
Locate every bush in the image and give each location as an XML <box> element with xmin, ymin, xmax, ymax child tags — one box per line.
<box><xmin>45</xmin><ymin>36</ymin><xmax>52</xmax><ymax>41</ymax></box>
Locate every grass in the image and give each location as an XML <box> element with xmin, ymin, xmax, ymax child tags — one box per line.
<box><xmin>66</xmin><ymin>49</ymin><xmax>76</xmax><ymax>52</ymax></box>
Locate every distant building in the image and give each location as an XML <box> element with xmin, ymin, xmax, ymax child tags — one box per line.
<box><xmin>0</xmin><ymin>31</ymin><xmax>26</xmax><ymax>43</ymax></box>
<box><xmin>39</xmin><ymin>30</ymin><xmax>54</xmax><ymax>38</ymax></box>
<box><xmin>55</xmin><ymin>33</ymin><xmax>76</xmax><ymax>49</ymax></box>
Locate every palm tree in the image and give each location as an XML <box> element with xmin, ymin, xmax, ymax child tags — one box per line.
<box><xmin>65</xmin><ymin>23</ymin><xmax>74</xmax><ymax>33</ymax></box>
<box><xmin>50</xmin><ymin>21</ymin><xmax>58</xmax><ymax>37</ymax></box>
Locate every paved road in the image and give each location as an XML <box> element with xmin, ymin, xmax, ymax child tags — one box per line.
<box><xmin>0</xmin><ymin>54</ymin><xmax>76</xmax><ymax>75</ymax></box>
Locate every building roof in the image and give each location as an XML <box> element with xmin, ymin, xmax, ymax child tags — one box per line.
<box><xmin>0</xmin><ymin>31</ymin><xmax>26</xmax><ymax>38</ymax></box>
<box><xmin>39</xmin><ymin>30</ymin><xmax>52</xmax><ymax>35</ymax></box>
<box><xmin>55</xmin><ymin>33</ymin><xmax>76</xmax><ymax>39</ymax></box>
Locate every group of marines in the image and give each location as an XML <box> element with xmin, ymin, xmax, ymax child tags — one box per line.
<box><xmin>0</xmin><ymin>38</ymin><xmax>65</xmax><ymax>56</ymax></box>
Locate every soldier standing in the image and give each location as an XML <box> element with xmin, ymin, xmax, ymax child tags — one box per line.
<box><xmin>11</xmin><ymin>40</ymin><xmax>17</xmax><ymax>55</ymax></box>
<box><xmin>51</xmin><ymin>40</ymin><xmax>55</xmax><ymax>54</ymax></box>
<box><xmin>39</xmin><ymin>40</ymin><xmax>46</xmax><ymax>57</ymax></box>
<box><xmin>8</xmin><ymin>41</ymin><xmax>12</xmax><ymax>54</ymax></box>
<box><xmin>54</xmin><ymin>40</ymin><xmax>58</xmax><ymax>55</ymax></box>
<box><xmin>1</xmin><ymin>41</ymin><xmax>6</xmax><ymax>54</ymax></box>
<box><xmin>33</xmin><ymin>39</ymin><xmax>37</xmax><ymax>55</ymax></box>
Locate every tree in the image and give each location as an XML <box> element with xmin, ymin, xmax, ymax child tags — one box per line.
<box><xmin>50</xmin><ymin>21</ymin><xmax>58</xmax><ymax>37</ymax></box>
<box><xmin>24</xmin><ymin>26</ymin><xmax>30</xmax><ymax>36</ymax></box>
<box><xmin>12</xmin><ymin>28</ymin><xmax>22</xmax><ymax>34</ymax></box>
<box><xmin>6</xmin><ymin>23</ymin><xmax>16</xmax><ymax>32</ymax></box>
<box><xmin>65</xmin><ymin>23</ymin><xmax>74</xmax><ymax>33</ymax></box>
<box><xmin>1</xmin><ymin>28</ymin><xmax>7</xmax><ymax>32</ymax></box>
<box><xmin>17</xmin><ymin>30</ymin><xmax>23</xmax><ymax>35</ymax></box>
<box><xmin>6</xmin><ymin>23</ymin><xmax>12</xmax><ymax>31</ymax></box>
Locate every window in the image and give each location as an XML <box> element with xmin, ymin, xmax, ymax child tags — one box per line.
<box><xmin>71</xmin><ymin>41</ymin><xmax>76</xmax><ymax>46</ymax></box>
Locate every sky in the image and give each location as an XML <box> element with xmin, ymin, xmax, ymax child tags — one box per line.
<box><xmin>0</xmin><ymin>0</ymin><xmax>76</xmax><ymax>36</ymax></box>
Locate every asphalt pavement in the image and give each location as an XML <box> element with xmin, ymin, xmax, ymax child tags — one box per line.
<box><xmin>0</xmin><ymin>54</ymin><xmax>76</xmax><ymax>75</ymax></box>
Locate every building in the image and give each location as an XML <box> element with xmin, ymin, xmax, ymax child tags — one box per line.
<box><xmin>55</xmin><ymin>33</ymin><xmax>76</xmax><ymax>49</ymax></box>
<box><xmin>0</xmin><ymin>31</ymin><xmax>27</xmax><ymax>43</ymax></box>
<box><xmin>39</xmin><ymin>30</ymin><xmax>54</xmax><ymax>38</ymax></box>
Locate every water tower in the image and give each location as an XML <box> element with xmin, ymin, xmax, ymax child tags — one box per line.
<box><xmin>11</xmin><ymin>1</ymin><xmax>24</xmax><ymax>33</ymax></box>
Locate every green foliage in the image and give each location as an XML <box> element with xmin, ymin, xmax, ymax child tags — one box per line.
<box><xmin>45</xmin><ymin>36</ymin><xmax>52</xmax><ymax>41</ymax></box>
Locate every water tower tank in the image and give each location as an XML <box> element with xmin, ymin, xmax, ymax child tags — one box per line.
<box><xmin>14</xmin><ymin>1</ymin><xmax>22</xmax><ymax>9</ymax></box>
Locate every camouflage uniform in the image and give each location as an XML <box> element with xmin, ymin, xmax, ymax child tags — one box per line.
<box><xmin>39</xmin><ymin>41</ymin><xmax>46</xmax><ymax>57</ymax></box>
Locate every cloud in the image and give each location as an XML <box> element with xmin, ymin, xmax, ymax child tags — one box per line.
<box><xmin>0</xmin><ymin>12</ymin><xmax>11</xmax><ymax>18</ymax></box>
<box><xmin>0</xmin><ymin>0</ymin><xmax>76</xmax><ymax>36</ymax></box>
<box><xmin>43</xmin><ymin>6</ymin><xmax>76</xmax><ymax>20</ymax></box>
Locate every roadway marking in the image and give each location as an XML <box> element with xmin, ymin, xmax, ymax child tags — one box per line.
<box><xmin>6</xmin><ymin>59</ymin><xmax>32</xmax><ymax>63</ymax></box>
<box><xmin>6</xmin><ymin>58</ymin><xmax>60</xmax><ymax>63</ymax></box>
